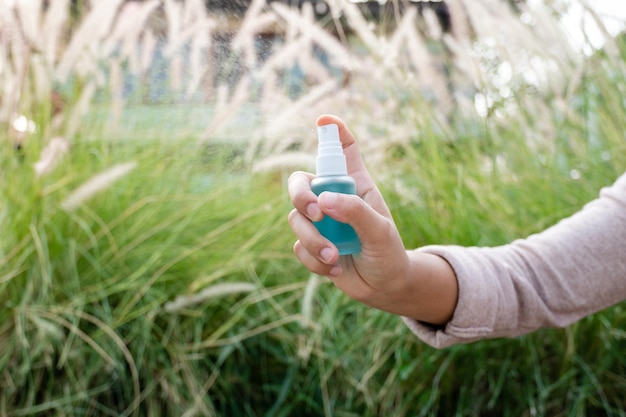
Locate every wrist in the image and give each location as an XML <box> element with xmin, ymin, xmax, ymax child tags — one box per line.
<box><xmin>379</xmin><ymin>250</ymin><xmax>458</xmax><ymax>326</ymax></box>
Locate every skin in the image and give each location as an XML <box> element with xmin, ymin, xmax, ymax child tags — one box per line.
<box><xmin>288</xmin><ymin>114</ymin><xmax>459</xmax><ymax>325</ymax></box>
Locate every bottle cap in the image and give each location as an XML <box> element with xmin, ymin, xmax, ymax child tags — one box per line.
<box><xmin>316</xmin><ymin>124</ymin><xmax>347</xmax><ymax>176</ymax></box>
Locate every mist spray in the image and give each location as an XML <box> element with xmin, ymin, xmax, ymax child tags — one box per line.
<box><xmin>311</xmin><ymin>124</ymin><xmax>361</xmax><ymax>255</ymax></box>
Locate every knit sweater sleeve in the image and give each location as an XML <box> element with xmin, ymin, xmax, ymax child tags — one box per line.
<box><xmin>403</xmin><ymin>173</ymin><xmax>626</xmax><ymax>348</ymax></box>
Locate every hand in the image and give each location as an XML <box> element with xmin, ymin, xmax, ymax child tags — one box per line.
<box><xmin>288</xmin><ymin>115</ymin><xmax>458</xmax><ymax>324</ymax></box>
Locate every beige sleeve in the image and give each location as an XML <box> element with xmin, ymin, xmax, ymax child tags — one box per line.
<box><xmin>404</xmin><ymin>173</ymin><xmax>626</xmax><ymax>348</ymax></box>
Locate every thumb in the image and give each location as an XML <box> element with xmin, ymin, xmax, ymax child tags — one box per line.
<box><xmin>318</xmin><ymin>191</ymin><xmax>393</xmax><ymax>246</ymax></box>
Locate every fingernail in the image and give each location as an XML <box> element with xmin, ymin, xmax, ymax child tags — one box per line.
<box><xmin>320</xmin><ymin>247</ymin><xmax>334</xmax><ymax>264</ymax></box>
<box><xmin>306</xmin><ymin>202</ymin><xmax>322</xmax><ymax>220</ymax></box>
<box><xmin>329</xmin><ymin>265</ymin><xmax>342</xmax><ymax>277</ymax></box>
<box><xmin>320</xmin><ymin>192</ymin><xmax>338</xmax><ymax>208</ymax></box>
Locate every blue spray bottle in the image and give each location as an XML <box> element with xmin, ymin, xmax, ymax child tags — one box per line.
<box><xmin>311</xmin><ymin>124</ymin><xmax>361</xmax><ymax>255</ymax></box>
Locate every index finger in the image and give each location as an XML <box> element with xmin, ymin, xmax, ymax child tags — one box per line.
<box><xmin>288</xmin><ymin>170</ymin><xmax>323</xmax><ymax>221</ymax></box>
<box><xmin>316</xmin><ymin>114</ymin><xmax>390</xmax><ymax>218</ymax></box>
<box><xmin>316</xmin><ymin>114</ymin><xmax>368</xmax><ymax>177</ymax></box>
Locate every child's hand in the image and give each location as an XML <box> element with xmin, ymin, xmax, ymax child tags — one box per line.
<box><xmin>288</xmin><ymin>115</ymin><xmax>457</xmax><ymax>324</ymax></box>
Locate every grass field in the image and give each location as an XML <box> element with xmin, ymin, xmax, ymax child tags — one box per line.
<box><xmin>1</xmin><ymin>1</ymin><xmax>626</xmax><ymax>416</ymax></box>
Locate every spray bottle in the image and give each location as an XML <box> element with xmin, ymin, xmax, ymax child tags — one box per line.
<box><xmin>311</xmin><ymin>123</ymin><xmax>361</xmax><ymax>255</ymax></box>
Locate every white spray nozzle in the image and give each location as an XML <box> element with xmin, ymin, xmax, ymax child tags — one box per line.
<box><xmin>316</xmin><ymin>124</ymin><xmax>347</xmax><ymax>176</ymax></box>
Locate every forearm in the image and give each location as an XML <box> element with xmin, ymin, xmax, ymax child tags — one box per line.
<box><xmin>404</xmin><ymin>173</ymin><xmax>626</xmax><ymax>348</ymax></box>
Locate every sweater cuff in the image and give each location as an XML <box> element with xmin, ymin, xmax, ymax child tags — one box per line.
<box><xmin>402</xmin><ymin>245</ymin><xmax>498</xmax><ymax>348</ymax></box>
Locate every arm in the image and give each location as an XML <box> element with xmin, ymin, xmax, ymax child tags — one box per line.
<box><xmin>406</xmin><ymin>172</ymin><xmax>626</xmax><ymax>348</ymax></box>
<box><xmin>289</xmin><ymin>114</ymin><xmax>626</xmax><ymax>348</ymax></box>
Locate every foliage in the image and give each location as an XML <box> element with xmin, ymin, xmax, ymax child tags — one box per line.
<box><xmin>1</xmin><ymin>0</ymin><xmax>625</xmax><ymax>416</ymax></box>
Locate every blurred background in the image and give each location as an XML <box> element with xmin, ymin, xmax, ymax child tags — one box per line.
<box><xmin>1</xmin><ymin>0</ymin><xmax>625</xmax><ymax>415</ymax></box>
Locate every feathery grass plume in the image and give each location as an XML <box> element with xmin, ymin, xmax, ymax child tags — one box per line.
<box><xmin>163</xmin><ymin>0</ymin><xmax>218</xmax><ymax>98</ymax></box>
<box><xmin>163</xmin><ymin>0</ymin><xmax>184</xmax><ymax>93</ymax></box>
<box><xmin>186</xmin><ymin>0</ymin><xmax>209</xmax><ymax>24</ymax></box>
<box><xmin>300</xmin><ymin>273</ymin><xmax>321</xmax><ymax>329</ymax></box>
<box><xmin>214</xmin><ymin>83</ymin><xmax>229</xmax><ymax>113</ymax></box>
<box><xmin>33</xmin><ymin>136</ymin><xmax>69</xmax><ymax>177</ymax></box>
<box><xmin>292</xmin><ymin>2</ymin><xmax>334</xmax><ymax>84</ymax></box>
<box><xmin>247</xmin><ymin>78</ymin><xmax>337</xmax><ymax>160</ymax></box>
<box><xmin>31</xmin><ymin>53</ymin><xmax>51</xmax><ymax>107</ymax></box>
<box><xmin>256</xmin><ymin>36</ymin><xmax>308</xmax><ymax>80</ymax></box>
<box><xmin>41</xmin><ymin>0</ymin><xmax>69</xmax><ymax>66</ymax></box>
<box><xmin>109</xmin><ymin>58</ymin><xmax>124</xmax><ymax>129</ymax></box>
<box><xmin>470</xmin><ymin>0</ymin><xmax>575</xmax><ymax>71</ymax></box>
<box><xmin>164</xmin><ymin>282</ymin><xmax>257</xmax><ymax>313</ymax></box>
<box><xmin>163</xmin><ymin>1</ymin><xmax>213</xmax><ymax>57</ymax></box>
<box><xmin>271</xmin><ymin>2</ymin><xmax>356</xmax><ymax>72</ymax></box>
<box><xmin>442</xmin><ymin>33</ymin><xmax>481</xmax><ymax>90</ymax></box>
<box><xmin>0</xmin><ymin>1</ymin><xmax>57</xmax><ymax>121</ymax></box>
<box><xmin>140</xmin><ymin>26</ymin><xmax>158</xmax><ymax>76</ymax></box>
<box><xmin>200</xmin><ymin>74</ymin><xmax>252</xmax><ymax>142</ymax></box>
<box><xmin>231</xmin><ymin>0</ymin><xmax>268</xmax><ymax>69</ymax></box>
<box><xmin>186</xmin><ymin>30</ymin><xmax>211</xmax><ymax>100</ymax></box>
<box><xmin>104</xmin><ymin>0</ymin><xmax>161</xmax><ymax>74</ymax></box>
<box><xmin>164</xmin><ymin>0</ymin><xmax>183</xmax><ymax>50</ymax></box>
<box><xmin>61</xmin><ymin>162</ymin><xmax>137</xmax><ymax>211</ymax></box>
<box><xmin>186</xmin><ymin>18</ymin><xmax>215</xmax><ymax>99</ymax></box>
<box><xmin>65</xmin><ymin>81</ymin><xmax>96</xmax><ymax>139</ymax></box>
<box><xmin>56</xmin><ymin>0</ymin><xmax>124</xmax><ymax>82</ymax></box>
<box><xmin>189</xmin><ymin>11</ymin><xmax>221</xmax><ymax>100</ymax></box>
<box><xmin>15</xmin><ymin>0</ymin><xmax>42</xmax><ymax>50</ymax></box>
<box><xmin>400</xmin><ymin>8</ymin><xmax>453</xmax><ymax>115</ymax></box>
<box><xmin>445</xmin><ymin>0</ymin><xmax>473</xmax><ymax>41</ymax></box>
<box><xmin>257</xmin><ymin>70</ymin><xmax>286</xmax><ymax>113</ymax></box>
<box><xmin>422</xmin><ymin>7</ymin><xmax>443</xmax><ymax>41</ymax></box>
<box><xmin>256</xmin><ymin>8</ymin><xmax>332</xmax><ymax>88</ymax></box>
<box><xmin>337</xmin><ymin>0</ymin><xmax>385</xmax><ymax>56</ymax></box>
<box><xmin>251</xmin><ymin>152</ymin><xmax>316</xmax><ymax>173</ymax></box>
<box><xmin>523</xmin><ymin>2</ymin><xmax>577</xmax><ymax>63</ymax></box>
<box><xmin>0</xmin><ymin>4</ymin><xmax>26</xmax><ymax>123</ymax></box>
<box><xmin>170</xmin><ymin>53</ymin><xmax>184</xmax><ymax>93</ymax></box>
<box><xmin>234</xmin><ymin>12</ymin><xmax>277</xmax><ymax>71</ymax></box>
<box><xmin>581</xmin><ymin>2</ymin><xmax>622</xmax><ymax>61</ymax></box>
<box><xmin>102</xmin><ymin>0</ymin><xmax>161</xmax><ymax>95</ymax></box>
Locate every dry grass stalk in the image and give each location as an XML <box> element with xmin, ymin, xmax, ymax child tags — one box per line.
<box><xmin>271</xmin><ymin>2</ymin><xmax>356</xmax><ymax>71</ymax></box>
<box><xmin>104</xmin><ymin>0</ymin><xmax>161</xmax><ymax>74</ymax></box>
<box><xmin>233</xmin><ymin>13</ymin><xmax>278</xmax><ymax>71</ymax></box>
<box><xmin>14</xmin><ymin>0</ymin><xmax>42</xmax><ymax>51</ymax></box>
<box><xmin>0</xmin><ymin>3</ymin><xmax>28</xmax><ymax>122</ymax></box>
<box><xmin>337</xmin><ymin>0</ymin><xmax>385</xmax><ymax>55</ymax></box>
<box><xmin>248</xmin><ymin>78</ymin><xmax>338</xmax><ymax>160</ymax></box>
<box><xmin>41</xmin><ymin>0</ymin><xmax>70</xmax><ymax>66</ymax></box>
<box><xmin>33</xmin><ymin>136</ymin><xmax>69</xmax><ymax>177</ymax></box>
<box><xmin>251</xmin><ymin>152</ymin><xmax>316</xmax><ymax>173</ymax></box>
<box><xmin>394</xmin><ymin>7</ymin><xmax>453</xmax><ymax>114</ymax></box>
<box><xmin>187</xmin><ymin>20</ymin><xmax>215</xmax><ymax>99</ymax></box>
<box><xmin>200</xmin><ymin>75</ymin><xmax>252</xmax><ymax>142</ymax></box>
<box><xmin>109</xmin><ymin>58</ymin><xmax>124</xmax><ymax>129</ymax></box>
<box><xmin>162</xmin><ymin>0</ymin><xmax>220</xmax><ymax>99</ymax></box>
<box><xmin>256</xmin><ymin>8</ymin><xmax>333</xmax><ymax>87</ymax></box>
<box><xmin>0</xmin><ymin>0</ymin><xmax>611</xmax><ymax>171</ymax></box>
<box><xmin>231</xmin><ymin>0</ymin><xmax>268</xmax><ymax>69</ymax></box>
<box><xmin>164</xmin><ymin>282</ymin><xmax>257</xmax><ymax>313</ymax></box>
<box><xmin>445</xmin><ymin>0</ymin><xmax>472</xmax><ymax>41</ymax></box>
<box><xmin>56</xmin><ymin>0</ymin><xmax>125</xmax><ymax>82</ymax></box>
<box><xmin>422</xmin><ymin>7</ymin><xmax>443</xmax><ymax>41</ymax></box>
<box><xmin>65</xmin><ymin>81</ymin><xmax>97</xmax><ymax>140</ymax></box>
<box><xmin>61</xmin><ymin>161</ymin><xmax>137</xmax><ymax>212</ymax></box>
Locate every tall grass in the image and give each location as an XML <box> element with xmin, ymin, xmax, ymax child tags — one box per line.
<box><xmin>1</xmin><ymin>0</ymin><xmax>625</xmax><ymax>416</ymax></box>
<box><xmin>0</xmin><ymin>135</ymin><xmax>297</xmax><ymax>415</ymax></box>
